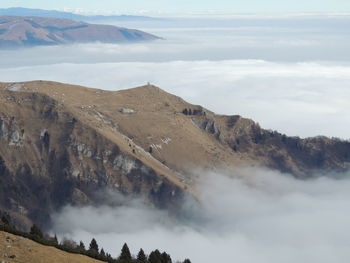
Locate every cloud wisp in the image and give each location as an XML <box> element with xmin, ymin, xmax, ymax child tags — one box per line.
<box><xmin>51</xmin><ymin>168</ymin><xmax>350</xmax><ymax>263</ymax></box>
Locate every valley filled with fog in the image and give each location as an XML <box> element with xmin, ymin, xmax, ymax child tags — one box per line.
<box><xmin>1</xmin><ymin>15</ymin><xmax>350</xmax><ymax>263</ymax></box>
<box><xmin>52</xmin><ymin>169</ymin><xmax>350</xmax><ymax>263</ymax></box>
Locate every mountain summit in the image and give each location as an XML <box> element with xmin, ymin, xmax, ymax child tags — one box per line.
<box><xmin>0</xmin><ymin>81</ymin><xmax>349</xmax><ymax>228</ymax></box>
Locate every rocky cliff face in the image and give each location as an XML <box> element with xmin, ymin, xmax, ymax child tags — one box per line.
<box><xmin>0</xmin><ymin>81</ymin><xmax>349</xmax><ymax>229</ymax></box>
<box><xmin>190</xmin><ymin>113</ymin><xmax>350</xmax><ymax>176</ymax></box>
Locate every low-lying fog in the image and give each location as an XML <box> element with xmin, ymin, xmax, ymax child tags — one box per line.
<box><xmin>52</xmin><ymin>168</ymin><xmax>350</xmax><ymax>263</ymax></box>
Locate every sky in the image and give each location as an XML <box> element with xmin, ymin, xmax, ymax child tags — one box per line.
<box><xmin>3</xmin><ymin>0</ymin><xmax>350</xmax><ymax>15</ymax></box>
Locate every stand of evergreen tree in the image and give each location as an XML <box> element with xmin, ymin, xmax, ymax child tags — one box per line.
<box><xmin>0</xmin><ymin>211</ymin><xmax>192</xmax><ymax>263</ymax></box>
<box><xmin>30</xmin><ymin>224</ymin><xmax>44</xmax><ymax>238</ymax></box>
<box><xmin>148</xmin><ymin>249</ymin><xmax>162</xmax><ymax>263</ymax></box>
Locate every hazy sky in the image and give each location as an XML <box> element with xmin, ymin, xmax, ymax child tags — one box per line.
<box><xmin>3</xmin><ymin>0</ymin><xmax>350</xmax><ymax>15</ymax></box>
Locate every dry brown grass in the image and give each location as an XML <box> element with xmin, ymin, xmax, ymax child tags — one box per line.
<box><xmin>0</xmin><ymin>80</ymin><xmax>344</xmax><ymax>192</ymax></box>
<box><xmin>0</xmin><ymin>231</ymin><xmax>105</xmax><ymax>263</ymax></box>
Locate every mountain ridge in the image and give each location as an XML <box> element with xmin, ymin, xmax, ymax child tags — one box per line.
<box><xmin>0</xmin><ymin>80</ymin><xmax>349</xmax><ymax>229</ymax></box>
<box><xmin>0</xmin><ymin>16</ymin><xmax>160</xmax><ymax>48</ymax></box>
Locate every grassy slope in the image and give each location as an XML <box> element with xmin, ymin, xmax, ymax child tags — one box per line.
<box><xmin>0</xmin><ymin>231</ymin><xmax>105</xmax><ymax>263</ymax></box>
<box><xmin>0</xmin><ymin>80</ymin><xmax>348</xmax><ymax>189</ymax></box>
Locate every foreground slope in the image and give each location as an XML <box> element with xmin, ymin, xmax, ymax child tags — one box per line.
<box><xmin>0</xmin><ymin>16</ymin><xmax>159</xmax><ymax>48</ymax></box>
<box><xmin>0</xmin><ymin>81</ymin><xmax>349</xmax><ymax>228</ymax></box>
<box><xmin>0</xmin><ymin>231</ymin><xmax>104</xmax><ymax>263</ymax></box>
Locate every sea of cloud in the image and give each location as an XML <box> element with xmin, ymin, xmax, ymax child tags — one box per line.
<box><xmin>51</xmin><ymin>168</ymin><xmax>350</xmax><ymax>263</ymax></box>
<box><xmin>0</xmin><ymin>15</ymin><xmax>348</xmax><ymax>263</ymax></box>
<box><xmin>0</xmin><ymin>16</ymin><xmax>350</xmax><ymax>138</ymax></box>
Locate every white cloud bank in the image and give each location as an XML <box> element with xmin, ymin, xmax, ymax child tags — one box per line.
<box><xmin>51</xmin><ymin>168</ymin><xmax>350</xmax><ymax>263</ymax></box>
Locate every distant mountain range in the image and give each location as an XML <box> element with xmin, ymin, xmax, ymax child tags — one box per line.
<box><xmin>0</xmin><ymin>16</ymin><xmax>160</xmax><ymax>48</ymax></box>
<box><xmin>0</xmin><ymin>7</ymin><xmax>163</xmax><ymax>22</ymax></box>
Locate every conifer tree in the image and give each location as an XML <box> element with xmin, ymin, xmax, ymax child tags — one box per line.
<box><xmin>119</xmin><ymin>243</ymin><xmax>132</xmax><ymax>262</ymax></box>
<box><xmin>183</xmin><ymin>259</ymin><xmax>192</xmax><ymax>263</ymax></box>
<box><xmin>137</xmin><ymin>248</ymin><xmax>147</xmax><ymax>262</ymax></box>
<box><xmin>100</xmin><ymin>248</ymin><xmax>106</xmax><ymax>257</ymax></box>
<box><xmin>0</xmin><ymin>213</ymin><xmax>10</xmax><ymax>225</ymax></box>
<box><xmin>30</xmin><ymin>224</ymin><xmax>43</xmax><ymax>238</ymax></box>
<box><xmin>53</xmin><ymin>234</ymin><xmax>58</xmax><ymax>245</ymax></box>
<box><xmin>161</xmin><ymin>252</ymin><xmax>172</xmax><ymax>263</ymax></box>
<box><xmin>89</xmin><ymin>238</ymin><xmax>99</xmax><ymax>253</ymax></box>
<box><xmin>148</xmin><ymin>249</ymin><xmax>162</xmax><ymax>263</ymax></box>
<box><xmin>78</xmin><ymin>241</ymin><xmax>85</xmax><ymax>250</ymax></box>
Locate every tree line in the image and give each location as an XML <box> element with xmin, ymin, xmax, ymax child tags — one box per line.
<box><xmin>0</xmin><ymin>213</ymin><xmax>191</xmax><ymax>263</ymax></box>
